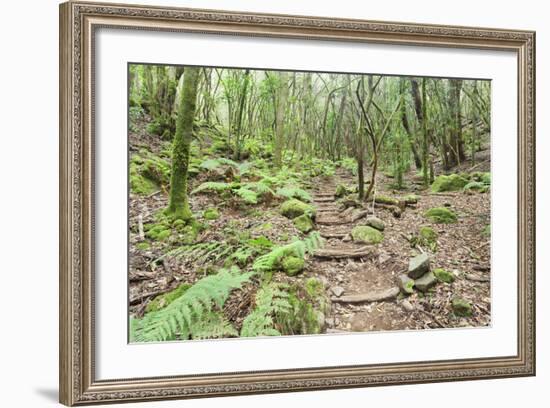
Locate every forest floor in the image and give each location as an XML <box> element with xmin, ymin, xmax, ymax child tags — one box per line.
<box><xmin>129</xmin><ymin>115</ymin><xmax>491</xmax><ymax>337</ymax></box>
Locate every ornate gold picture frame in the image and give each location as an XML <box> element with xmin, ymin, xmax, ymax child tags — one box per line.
<box><xmin>59</xmin><ymin>1</ymin><xmax>535</xmax><ymax>405</ymax></box>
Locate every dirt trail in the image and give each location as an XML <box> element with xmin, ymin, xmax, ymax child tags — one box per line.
<box><xmin>306</xmin><ymin>170</ymin><xmax>408</xmax><ymax>333</ymax></box>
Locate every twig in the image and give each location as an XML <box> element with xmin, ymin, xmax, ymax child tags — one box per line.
<box><xmin>138</xmin><ymin>214</ymin><xmax>145</xmax><ymax>241</ymax></box>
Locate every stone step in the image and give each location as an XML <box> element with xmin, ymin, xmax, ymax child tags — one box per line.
<box><xmin>331</xmin><ymin>287</ymin><xmax>400</xmax><ymax>303</ymax></box>
<box><xmin>314</xmin><ymin>245</ymin><xmax>374</xmax><ymax>259</ymax></box>
<box><xmin>313</xmin><ymin>197</ymin><xmax>335</xmax><ymax>203</ymax></box>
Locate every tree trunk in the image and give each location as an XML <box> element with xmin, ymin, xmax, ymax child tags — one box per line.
<box><xmin>166</xmin><ymin>67</ymin><xmax>200</xmax><ymax>221</ymax></box>
<box><xmin>448</xmin><ymin>79</ymin><xmax>466</xmax><ymax>167</ymax></box>
<box><xmin>273</xmin><ymin>72</ymin><xmax>289</xmax><ymax>168</ymax></box>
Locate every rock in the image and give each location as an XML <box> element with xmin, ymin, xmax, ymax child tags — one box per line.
<box><xmin>281</xmin><ymin>255</ymin><xmax>305</xmax><ymax>276</ymax></box>
<box><xmin>325</xmin><ymin>317</ymin><xmax>336</xmax><ymax>327</ymax></box>
<box><xmin>330</xmin><ymin>286</ymin><xmax>345</xmax><ymax>297</ymax></box>
<box><xmin>414</xmin><ymin>271</ymin><xmax>437</xmax><ymax>292</ymax></box>
<box><xmin>403</xmin><ymin>194</ymin><xmax>420</xmax><ymax>204</ymax></box>
<box><xmin>203</xmin><ymin>208</ymin><xmax>219</xmax><ymax>220</ymax></box>
<box><xmin>280</xmin><ymin>199</ymin><xmax>316</xmax><ymax>219</ymax></box>
<box><xmin>366</xmin><ymin>216</ymin><xmax>385</xmax><ymax>231</ymax></box>
<box><xmin>408</xmin><ymin>253</ymin><xmax>430</xmax><ymax>279</ymax></box>
<box><xmin>351</xmin><ymin>225</ymin><xmax>384</xmax><ymax>244</ymax></box>
<box><xmin>452</xmin><ymin>297</ymin><xmax>473</xmax><ymax>316</ymax></box>
<box><xmin>431</xmin><ymin>174</ymin><xmax>469</xmax><ymax>192</ymax></box>
<box><xmin>332</xmin><ymin>287</ymin><xmax>400</xmax><ymax>303</ymax></box>
<box><xmin>293</xmin><ymin>214</ymin><xmax>314</xmax><ymax>233</ymax></box>
<box><xmin>433</xmin><ymin>268</ymin><xmax>455</xmax><ymax>283</ymax></box>
<box><xmin>398</xmin><ymin>274</ymin><xmax>415</xmax><ymax>295</ymax></box>
<box><xmin>401</xmin><ymin>299</ymin><xmax>414</xmax><ymax>312</ymax></box>
<box><xmin>342</xmin><ymin>234</ymin><xmax>352</xmax><ymax>242</ymax></box>
<box><xmin>424</xmin><ymin>207</ymin><xmax>458</xmax><ymax>224</ymax></box>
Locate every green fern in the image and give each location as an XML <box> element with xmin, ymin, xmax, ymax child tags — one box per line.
<box><xmin>131</xmin><ymin>267</ymin><xmax>253</xmax><ymax>342</ymax></box>
<box><xmin>240</xmin><ymin>283</ymin><xmax>292</xmax><ymax>337</ymax></box>
<box><xmin>189</xmin><ymin>311</ymin><xmax>238</xmax><ymax>340</ymax></box>
<box><xmin>234</xmin><ymin>187</ymin><xmax>258</xmax><ymax>204</ymax></box>
<box><xmin>199</xmin><ymin>157</ymin><xmax>239</xmax><ymax>171</ymax></box>
<box><xmin>252</xmin><ymin>232</ymin><xmax>323</xmax><ymax>272</ymax></box>
<box><xmin>276</xmin><ymin>186</ymin><xmax>312</xmax><ymax>202</ymax></box>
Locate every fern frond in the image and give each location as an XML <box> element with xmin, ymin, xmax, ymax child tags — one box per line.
<box><xmin>235</xmin><ymin>187</ymin><xmax>258</xmax><ymax>204</ymax></box>
<box><xmin>240</xmin><ymin>283</ymin><xmax>292</xmax><ymax>337</ymax></box>
<box><xmin>190</xmin><ymin>312</ymin><xmax>238</xmax><ymax>340</ymax></box>
<box><xmin>276</xmin><ymin>186</ymin><xmax>312</xmax><ymax>202</ymax></box>
<box><xmin>199</xmin><ymin>157</ymin><xmax>239</xmax><ymax>171</ymax></box>
<box><xmin>252</xmin><ymin>232</ymin><xmax>324</xmax><ymax>272</ymax></box>
<box><xmin>132</xmin><ymin>267</ymin><xmax>252</xmax><ymax>342</ymax></box>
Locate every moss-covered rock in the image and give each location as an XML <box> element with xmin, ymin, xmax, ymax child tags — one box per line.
<box><xmin>145</xmin><ymin>283</ymin><xmax>191</xmax><ymax>313</ymax></box>
<box><xmin>452</xmin><ymin>297</ymin><xmax>473</xmax><ymax>317</ymax></box>
<box><xmin>471</xmin><ymin>171</ymin><xmax>491</xmax><ymax>185</ymax></box>
<box><xmin>424</xmin><ymin>207</ymin><xmax>458</xmax><ymax>224</ymax></box>
<box><xmin>434</xmin><ymin>268</ymin><xmax>455</xmax><ymax>283</ymax></box>
<box><xmin>130</xmin><ymin>152</ymin><xmax>171</xmax><ymax>195</ymax></box>
<box><xmin>365</xmin><ymin>216</ymin><xmax>385</xmax><ymax>231</ymax></box>
<box><xmin>351</xmin><ymin>225</ymin><xmax>384</xmax><ymax>244</ymax></box>
<box><xmin>431</xmin><ymin>174</ymin><xmax>469</xmax><ymax>193</ymax></box>
<box><xmin>281</xmin><ymin>256</ymin><xmax>305</xmax><ymax>276</ymax></box>
<box><xmin>398</xmin><ymin>274</ymin><xmax>415</xmax><ymax>295</ymax></box>
<box><xmin>414</xmin><ymin>271</ymin><xmax>437</xmax><ymax>292</ymax></box>
<box><xmin>463</xmin><ymin>181</ymin><xmax>489</xmax><ymax>193</ymax></box>
<box><xmin>293</xmin><ymin>214</ymin><xmax>314</xmax><ymax>233</ymax></box>
<box><xmin>403</xmin><ymin>194</ymin><xmax>420</xmax><ymax>204</ymax></box>
<box><xmin>482</xmin><ymin>224</ymin><xmax>491</xmax><ymax>237</ymax></box>
<box><xmin>145</xmin><ymin>223</ymin><xmax>171</xmax><ymax>241</ymax></box>
<box><xmin>203</xmin><ymin>208</ymin><xmax>220</xmax><ymax>220</ymax></box>
<box><xmin>280</xmin><ymin>199</ymin><xmax>316</xmax><ymax>219</ymax></box>
<box><xmin>335</xmin><ymin>184</ymin><xmax>353</xmax><ymax>198</ymax></box>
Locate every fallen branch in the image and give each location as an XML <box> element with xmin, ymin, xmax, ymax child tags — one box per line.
<box><xmin>331</xmin><ymin>287</ymin><xmax>399</xmax><ymax>303</ymax></box>
<box><xmin>138</xmin><ymin>214</ymin><xmax>145</xmax><ymax>241</ymax></box>
<box><xmin>129</xmin><ymin>286</ymin><xmax>174</xmax><ymax>305</ymax></box>
<box><xmin>314</xmin><ymin>246</ymin><xmax>374</xmax><ymax>259</ymax></box>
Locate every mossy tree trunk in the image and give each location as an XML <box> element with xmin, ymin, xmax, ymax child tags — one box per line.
<box><xmin>166</xmin><ymin>67</ymin><xmax>200</xmax><ymax>221</ymax></box>
<box><xmin>274</xmin><ymin>71</ymin><xmax>289</xmax><ymax>168</ymax></box>
<box><xmin>421</xmin><ymin>77</ymin><xmax>429</xmax><ymax>187</ymax></box>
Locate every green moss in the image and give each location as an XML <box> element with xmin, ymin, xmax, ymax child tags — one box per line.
<box><xmin>463</xmin><ymin>181</ymin><xmax>489</xmax><ymax>193</ymax></box>
<box><xmin>293</xmin><ymin>214</ymin><xmax>314</xmax><ymax>233</ymax></box>
<box><xmin>130</xmin><ymin>152</ymin><xmax>171</xmax><ymax>195</ymax></box>
<box><xmin>351</xmin><ymin>225</ymin><xmax>384</xmax><ymax>244</ymax></box>
<box><xmin>305</xmin><ymin>277</ymin><xmax>325</xmax><ymax>298</ymax></box>
<box><xmin>203</xmin><ymin>208</ymin><xmax>220</xmax><ymax>220</ymax></box>
<box><xmin>434</xmin><ymin>268</ymin><xmax>455</xmax><ymax>283</ymax></box>
<box><xmin>482</xmin><ymin>225</ymin><xmax>491</xmax><ymax>237</ymax></box>
<box><xmin>424</xmin><ymin>207</ymin><xmax>458</xmax><ymax>224</ymax></box>
<box><xmin>471</xmin><ymin>171</ymin><xmax>491</xmax><ymax>185</ymax></box>
<box><xmin>280</xmin><ymin>199</ymin><xmax>316</xmax><ymax>219</ymax></box>
<box><xmin>403</xmin><ymin>194</ymin><xmax>420</xmax><ymax>204</ymax></box>
<box><xmin>281</xmin><ymin>256</ymin><xmax>305</xmax><ymax>276</ymax></box>
<box><xmin>335</xmin><ymin>184</ymin><xmax>352</xmax><ymax>198</ymax></box>
<box><xmin>135</xmin><ymin>242</ymin><xmax>150</xmax><ymax>250</ymax></box>
<box><xmin>431</xmin><ymin>174</ymin><xmax>469</xmax><ymax>193</ymax></box>
<box><xmin>410</xmin><ymin>226</ymin><xmax>438</xmax><ymax>251</ymax></box>
<box><xmin>145</xmin><ymin>283</ymin><xmax>191</xmax><ymax>313</ymax></box>
<box><xmin>452</xmin><ymin>297</ymin><xmax>473</xmax><ymax>317</ymax></box>
<box><xmin>374</xmin><ymin>195</ymin><xmax>399</xmax><ymax>205</ymax></box>
<box><xmin>145</xmin><ymin>224</ymin><xmax>171</xmax><ymax>241</ymax></box>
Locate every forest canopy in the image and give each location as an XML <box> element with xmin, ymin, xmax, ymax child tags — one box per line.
<box><xmin>128</xmin><ymin>64</ymin><xmax>491</xmax><ymax>342</ymax></box>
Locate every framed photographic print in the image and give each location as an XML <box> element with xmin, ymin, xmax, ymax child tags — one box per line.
<box><xmin>59</xmin><ymin>1</ymin><xmax>536</xmax><ymax>405</ymax></box>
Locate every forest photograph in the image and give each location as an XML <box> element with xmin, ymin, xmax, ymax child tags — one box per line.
<box><xmin>128</xmin><ymin>63</ymin><xmax>491</xmax><ymax>343</ymax></box>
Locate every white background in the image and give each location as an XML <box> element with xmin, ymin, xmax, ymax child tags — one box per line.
<box><xmin>96</xmin><ymin>28</ymin><xmax>517</xmax><ymax>379</ymax></box>
<box><xmin>0</xmin><ymin>0</ymin><xmax>546</xmax><ymax>407</ymax></box>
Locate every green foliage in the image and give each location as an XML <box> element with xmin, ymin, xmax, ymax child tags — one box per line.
<box><xmin>240</xmin><ymin>283</ymin><xmax>292</xmax><ymax>337</ymax></box>
<box><xmin>276</xmin><ymin>186</ymin><xmax>312</xmax><ymax>202</ymax></box>
<box><xmin>252</xmin><ymin>232</ymin><xmax>323</xmax><ymax>273</ymax></box>
<box><xmin>130</xmin><ymin>152</ymin><xmax>171</xmax><ymax>195</ymax></box>
<box><xmin>192</xmin><ymin>180</ymin><xmax>273</xmax><ymax>205</ymax></box>
<box><xmin>463</xmin><ymin>181</ymin><xmax>489</xmax><ymax>193</ymax></box>
<box><xmin>424</xmin><ymin>207</ymin><xmax>458</xmax><ymax>224</ymax></box>
<box><xmin>199</xmin><ymin>157</ymin><xmax>254</xmax><ymax>176</ymax></box>
<box><xmin>339</xmin><ymin>157</ymin><xmax>358</xmax><ymax>176</ymax></box>
<box><xmin>131</xmin><ymin>267</ymin><xmax>252</xmax><ymax>342</ymax></box>
<box><xmin>189</xmin><ymin>311</ymin><xmax>238</xmax><ymax>340</ymax></box>
<box><xmin>374</xmin><ymin>195</ymin><xmax>399</xmax><ymax>206</ymax></box>
<box><xmin>192</xmin><ymin>181</ymin><xmax>234</xmax><ymax>194</ymax></box>
<box><xmin>234</xmin><ymin>187</ymin><xmax>258</xmax><ymax>204</ymax></box>
<box><xmin>146</xmin><ymin>283</ymin><xmax>191</xmax><ymax>313</ymax></box>
<box><xmin>410</xmin><ymin>226</ymin><xmax>438</xmax><ymax>251</ymax></box>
